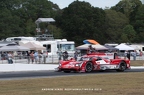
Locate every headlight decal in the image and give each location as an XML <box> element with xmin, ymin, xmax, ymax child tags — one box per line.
<box><xmin>75</xmin><ymin>64</ymin><xmax>79</xmax><ymax>67</ymax></box>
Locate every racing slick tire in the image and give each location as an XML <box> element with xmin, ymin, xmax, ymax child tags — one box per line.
<box><xmin>64</xmin><ymin>71</ymin><xmax>71</xmax><ymax>73</ymax></box>
<box><xmin>116</xmin><ymin>61</ymin><xmax>127</xmax><ymax>72</ymax></box>
<box><xmin>99</xmin><ymin>70</ymin><xmax>105</xmax><ymax>72</ymax></box>
<box><xmin>85</xmin><ymin>62</ymin><xmax>93</xmax><ymax>73</ymax></box>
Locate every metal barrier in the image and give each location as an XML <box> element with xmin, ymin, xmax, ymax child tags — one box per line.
<box><xmin>0</xmin><ymin>55</ymin><xmax>60</xmax><ymax>64</ymax></box>
<box><xmin>0</xmin><ymin>54</ymin><xmax>144</xmax><ymax>64</ymax></box>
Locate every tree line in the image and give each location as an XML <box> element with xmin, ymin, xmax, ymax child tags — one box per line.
<box><xmin>0</xmin><ymin>0</ymin><xmax>144</xmax><ymax>46</ymax></box>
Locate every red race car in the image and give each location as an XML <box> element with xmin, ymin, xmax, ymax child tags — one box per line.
<box><xmin>57</xmin><ymin>52</ymin><xmax>130</xmax><ymax>73</ymax></box>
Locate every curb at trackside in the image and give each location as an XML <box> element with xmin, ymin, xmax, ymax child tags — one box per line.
<box><xmin>130</xmin><ymin>66</ymin><xmax>144</xmax><ymax>69</ymax></box>
<box><xmin>0</xmin><ymin>64</ymin><xmax>144</xmax><ymax>72</ymax></box>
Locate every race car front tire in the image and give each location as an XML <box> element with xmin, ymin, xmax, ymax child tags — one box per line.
<box><xmin>85</xmin><ymin>62</ymin><xmax>93</xmax><ymax>72</ymax></box>
<box><xmin>64</xmin><ymin>71</ymin><xmax>71</xmax><ymax>73</ymax></box>
<box><xmin>116</xmin><ymin>62</ymin><xmax>127</xmax><ymax>72</ymax></box>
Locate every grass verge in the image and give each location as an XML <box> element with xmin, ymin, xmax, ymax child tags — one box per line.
<box><xmin>0</xmin><ymin>72</ymin><xmax>144</xmax><ymax>95</ymax></box>
<box><xmin>130</xmin><ymin>60</ymin><xmax>144</xmax><ymax>66</ymax></box>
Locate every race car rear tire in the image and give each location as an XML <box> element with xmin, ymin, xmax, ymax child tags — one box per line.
<box><xmin>99</xmin><ymin>70</ymin><xmax>105</xmax><ymax>72</ymax></box>
<box><xmin>64</xmin><ymin>71</ymin><xmax>71</xmax><ymax>73</ymax></box>
<box><xmin>116</xmin><ymin>62</ymin><xmax>127</xmax><ymax>72</ymax></box>
<box><xmin>85</xmin><ymin>62</ymin><xmax>93</xmax><ymax>72</ymax></box>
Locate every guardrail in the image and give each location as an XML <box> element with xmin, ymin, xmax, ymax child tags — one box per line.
<box><xmin>0</xmin><ymin>56</ymin><xmax>59</xmax><ymax>64</ymax></box>
<box><xmin>0</xmin><ymin>55</ymin><xmax>144</xmax><ymax>64</ymax></box>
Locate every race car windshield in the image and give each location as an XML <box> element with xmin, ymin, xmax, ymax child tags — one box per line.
<box><xmin>79</xmin><ymin>57</ymin><xmax>90</xmax><ymax>61</ymax></box>
<box><xmin>102</xmin><ymin>57</ymin><xmax>109</xmax><ymax>59</ymax></box>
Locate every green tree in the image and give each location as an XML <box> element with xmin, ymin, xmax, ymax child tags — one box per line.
<box><xmin>15</xmin><ymin>0</ymin><xmax>55</xmax><ymax>36</ymax></box>
<box><xmin>56</xmin><ymin>1</ymin><xmax>106</xmax><ymax>45</ymax></box>
<box><xmin>0</xmin><ymin>0</ymin><xmax>60</xmax><ymax>39</ymax></box>
<box><xmin>47</xmin><ymin>25</ymin><xmax>63</xmax><ymax>39</ymax></box>
<box><xmin>129</xmin><ymin>0</ymin><xmax>142</xmax><ymax>25</ymax></box>
<box><xmin>120</xmin><ymin>33</ymin><xmax>129</xmax><ymax>42</ymax></box>
<box><xmin>25</xmin><ymin>19</ymin><xmax>36</xmax><ymax>36</ymax></box>
<box><xmin>111</xmin><ymin>0</ymin><xmax>142</xmax><ymax>18</ymax></box>
<box><xmin>104</xmin><ymin>9</ymin><xmax>129</xmax><ymax>43</ymax></box>
<box><xmin>0</xmin><ymin>8</ymin><xmax>21</xmax><ymax>39</ymax></box>
<box><xmin>111</xmin><ymin>0</ymin><xmax>143</xmax><ymax>43</ymax></box>
<box><xmin>133</xmin><ymin>5</ymin><xmax>144</xmax><ymax>42</ymax></box>
<box><xmin>135</xmin><ymin>32</ymin><xmax>144</xmax><ymax>42</ymax></box>
<box><xmin>122</xmin><ymin>24</ymin><xmax>136</xmax><ymax>42</ymax></box>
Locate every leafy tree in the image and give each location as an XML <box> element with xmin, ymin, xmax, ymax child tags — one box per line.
<box><xmin>25</xmin><ymin>18</ymin><xmax>36</xmax><ymax>36</ymax></box>
<box><xmin>56</xmin><ymin>1</ymin><xmax>106</xmax><ymax>45</ymax></box>
<box><xmin>104</xmin><ymin>9</ymin><xmax>129</xmax><ymax>43</ymax></box>
<box><xmin>120</xmin><ymin>33</ymin><xmax>129</xmax><ymax>43</ymax></box>
<box><xmin>111</xmin><ymin>0</ymin><xmax>142</xmax><ymax>18</ymax></box>
<box><xmin>14</xmin><ymin>0</ymin><xmax>54</xmax><ymax>36</ymax></box>
<box><xmin>47</xmin><ymin>25</ymin><xmax>63</xmax><ymax>39</ymax></box>
<box><xmin>133</xmin><ymin>5</ymin><xmax>144</xmax><ymax>42</ymax></box>
<box><xmin>111</xmin><ymin>0</ymin><xmax>143</xmax><ymax>43</ymax></box>
<box><xmin>135</xmin><ymin>32</ymin><xmax>144</xmax><ymax>43</ymax></box>
<box><xmin>0</xmin><ymin>0</ymin><xmax>61</xmax><ymax>39</ymax></box>
<box><xmin>122</xmin><ymin>24</ymin><xmax>136</xmax><ymax>42</ymax></box>
<box><xmin>129</xmin><ymin>0</ymin><xmax>142</xmax><ymax>25</ymax></box>
<box><xmin>0</xmin><ymin>8</ymin><xmax>21</xmax><ymax>39</ymax></box>
<box><xmin>134</xmin><ymin>5</ymin><xmax>144</xmax><ymax>33</ymax></box>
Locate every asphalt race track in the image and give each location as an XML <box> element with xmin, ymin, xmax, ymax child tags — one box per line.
<box><xmin>0</xmin><ymin>68</ymin><xmax>144</xmax><ymax>80</ymax></box>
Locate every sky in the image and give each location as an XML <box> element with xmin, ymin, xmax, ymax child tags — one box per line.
<box><xmin>50</xmin><ymin>0</ymin><xmax>120</xmax><ymax>9</ymax></box>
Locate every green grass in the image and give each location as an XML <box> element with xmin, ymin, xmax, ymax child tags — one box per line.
<box><xmin>0</xmin><ymin>72</ymin><xmax>144</xmax><ymax>95</ymax></box>
<box><xmin>130</xmin><ymin>60</ymin><xmax>144</xmax><ymax>66</ymax></box>
<box><xmin>0</xmin><ymin>60</ymin><xmax>144</xmax><ymax>95</ymax></box>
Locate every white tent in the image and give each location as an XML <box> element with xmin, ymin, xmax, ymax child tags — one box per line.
<box><xmin>0</xmin><ymin>42</ymin><xmax>17</xmax><ymax>47</ymax></box>
<box><xmin>20</xmin><ymin>42</ymin><xmax>46</xmax><ymax>50</ymax></box>
<box><xmin>129</xmin><ymin>45</ymin><xmax>141</xmax><ymax>50</ymax></box>
<box><xmin>76</xmin><ymin>44</ymin><xmax>108</xmax><ymax>50</ymax></box>
<box><xmin>115</xmin><ymin>44</ymin><xmax>134</xmax><ymax>50</ymax></box>
<box><xmin>35</xmin><ymin>18</ymin><xmax>55</xmax><ymax>24</ymax></box>
<box><xmin>0</xmin><ymin>45</ymin><xmax>30</xmax><ymax>51</ymax></box>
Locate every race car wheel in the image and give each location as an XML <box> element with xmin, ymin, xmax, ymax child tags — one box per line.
<box><xmin>99</xmin><ymin>70</ymin><xmax>105</xmax><ymax>72</ymax></box>
<box><xmin>64</xmin><ymin>71</ymin><xmax>71</xmax><ymax>73</ymax></box>
<box><xmin>85</xmin><ymin>62</ymin><xmax>93</xmax><ymax>72</ymax></box>
<box><xmin>116</xmin><ymin>62</ymin><xmax>127</xmax><ymax>72</ymax></box>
